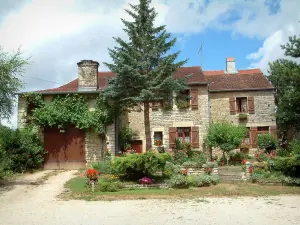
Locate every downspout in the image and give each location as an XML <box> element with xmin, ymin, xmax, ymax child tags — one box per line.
<box><xmin>207</xmin><ymin>83</ymin><xmax>213</xmax><ymax>160</ymax></box>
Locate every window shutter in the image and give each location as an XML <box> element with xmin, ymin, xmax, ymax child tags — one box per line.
<box><xmin>152</xmin><ymin>101</ymin><xmax>159</xmax><ymax>110</ymax></box>
<box><xmin>169</xmin><ymin>127</ymin><xmax>177</xmax><ymax>149</ymax></box>
<box><xmin>191</xmin><ymin>126</ymin><xmax>200</xmax><ymax>148</ymax></box>
<box><xmin>270</xmin><ymin>126</ymin><xmax>277</xmax><ymax>139</ymax></box>
<box><xmin>191</xmin><ymin>88</ymin><xmax>198</xmax><ymax>109</ymax></box>
<box><xmin>229</xmin><ymin>97</ymin><xmax>236</xmax><ymax>115</ymax></box>
<box><xmin>250</xmin><ymin>127</ymin><xmax>257</xmax><ymax>148</ymax></box>
<box><xmin>248</xmin><ymin>96</ymin><xmax>255</xmax><ymax>114</ymax></box>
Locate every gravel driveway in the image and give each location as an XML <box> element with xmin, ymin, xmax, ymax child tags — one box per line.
<box><xmin>1</xmin><ymin>170</ymin><xmax>300</xmax><ymax>225</ymax></box>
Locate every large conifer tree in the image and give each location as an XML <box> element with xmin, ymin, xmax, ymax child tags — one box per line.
<box><xmin>104</xmin><ymin>0</ymin><xmax>189</xmax><ymax>150</ymax></box>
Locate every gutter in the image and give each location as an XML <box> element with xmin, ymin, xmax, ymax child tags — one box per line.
<box><xmin>209</xmin><ymin>88</ymin><xmax>275</xmax><ymax>93</ymax></box>
<box><xmin>17</xmin><ymin>90</ymin><xmax>103</xmax><ymax>95</ymax></box>
<box><xmin>188</xmin><ymin>82</ymin><xmax>208</xmax><ymax>86</ymax></box>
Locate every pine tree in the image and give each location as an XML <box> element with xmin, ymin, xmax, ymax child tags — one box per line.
<box><xmin>104</xmin><ymin>0</ymin><xmax>189</xmax><ymax>150</ymax></box>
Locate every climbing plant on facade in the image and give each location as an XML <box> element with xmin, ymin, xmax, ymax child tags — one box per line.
<box><xmin>24</xmin><ymin>93</ymin><xmax>115</xmax><ymax>134</ymax></box>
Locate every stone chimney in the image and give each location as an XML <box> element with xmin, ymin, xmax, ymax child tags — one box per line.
<box><xmin>225</xmin><ymin>57</ymin><xmax>238</xmax><ymax>74</ymax></box>
<box><xmin>77</xmin><ymin>60</ymin><xmax>99</xmax><ymax>91</ymax></box>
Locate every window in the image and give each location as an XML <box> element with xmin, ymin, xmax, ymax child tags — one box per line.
<box><xmin>178</xmin><ymin>89</ymin><xmax>190</xmax><ymax>103</ymax></box>
<box><xmin>257</xmin><ymin>126</ymin><xmax>269</xmax><ymax>132</ymax></box>
<box><xmin>154</xmin><ymin>132</ymin><xmax>163</xmax><ymax>146</ymax></box>
<box><xmin>236</xmin><ymin>97</ymin><xmax>247</xmax><ymax>113</ymax></box>
<box><xmin>177</xmin><ymin>127</ymin><xmax>191</xmax><ymax>143</ymax></box>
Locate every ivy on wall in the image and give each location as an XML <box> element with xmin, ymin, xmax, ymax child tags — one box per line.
<box><xmin>23</xmin><ymin>93</ymin><xmax>115</xmax><ymax>134</ymax></box>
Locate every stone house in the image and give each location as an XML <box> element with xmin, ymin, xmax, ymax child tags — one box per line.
<box><xmin>17</xmin><ymin>58</ymin><xmax>276</xmax><ymax>169</ymax></box>
<box><xmin>128</xmin><ymin>57</ymin><xmax>276</xmax><ymax>155</ymax></box>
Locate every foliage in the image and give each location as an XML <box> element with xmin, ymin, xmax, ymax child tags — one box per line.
<box><xmin>250</xmin><ymin>170</ymin><xmax>300</xmax><ymax>186</ymax></box>
<box><xmin>0</xmin><ymin>125</ymin><xmax>45</xmax><ymax>173</ymax></box>
<box><xmin>273</xmin><ymin>155</ymin><xmax>300</xmax><ymax>177</ymax></box>
<box><xmin>31</xmin><ymin>94</ymin><xmax>114</xmax><ymax>133</ymax></box>
<box><xmin>0</xmin><ymin>47</ymin><xmax>28</xmax><ymax>119</ymax></box>
<box><xmin>0</xmin><ymin>148</ymin><xmax>11</xmax><ymax>179</ymax></box>
<box><xmin>276</xmin><ymin>147</ymin><xmax>291</xmax><ymax>157</ymax></box>
<box><xmin>119</xmin><ymin>126</ymin><xmax>135</xmax><ymax>150</ymax></box>
<box><xmin>268</xmin><ymin>31</ymin><xmax>300</xmax><ymax>140</ymax></box>
<box><xmin>290</xmin><ymin>139</ymin><xmax>300</xmax><ymax>155</ymax></box>
<box><xmin>173</xmin><ymin>148</ymin><xmax>207</xmax><ymax>166</ymax></box>
<box><xmin>90</xmin><ymin>160</ymin><xmax>112</xmax><ymax>174</ymax></box>
<box><xmin>103</xmin><ymin>0</ymin><xmax>189</xmax><ymax>149</ymax></box>
<box><xmin>187</xmin><ymin>175</ymin><xmax>219</xmax><ymax>187</ymax></box>
<box><xmin>205</xmin><ymin>122</ymin><xmax>246</xmax><ymax>164</ymax></box>
<box><xmin>163</xmin><ymin>161</ymin><xmax>181</xmax><ymax>177</ymax></box>
<box><xmin>168</xmin><ymin>174</ymin><xmax>189</xmax><ymax>188</ymax></box>
<box><xmin>255</xmin><ymin>151</ymin><xmax>270</xmax><ymax>162</ymax></box>
<box><xmin>96</xmin><ymin>179</ymin><xmax>123</xmax><ymax>192</ymax></box>
<box><xmin>238</xmin><ymin>114</ymin><xmax>248</xmax><ymax>119</ymax></box>
<box><xmin>182</xmin><ymin>161</ymin><xmax>201</xmax><ymax>168</ymax></box>
<box><xmin>110</xmin><ymin>151</ymin><xmax>172</xmax><ymax>179</ymax></box>
<box><xmin>257</xmin><ymin>134</ymin><xmax>277</xmax><ymax>152</ymax></box>
<box><xmin>175</xmin><ymin>98</ymin><xmax>190</xmax><ymax>109</ymax></box>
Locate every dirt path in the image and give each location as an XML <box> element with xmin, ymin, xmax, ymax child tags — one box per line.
<box><xmin>1</xmin><ymin>170</ymin><xmax>300</xmax><ymax>225</ymax></box>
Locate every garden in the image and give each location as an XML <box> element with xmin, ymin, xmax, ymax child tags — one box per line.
<box><xmin>64</xmin><ymin>139</ymin><xmax>220</xmax><ymax>199</ymax></box>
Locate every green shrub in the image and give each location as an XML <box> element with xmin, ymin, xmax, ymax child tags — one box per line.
<box><xmin>257</xmin><ymin>134</ymin><xmax>277</xmax><ymax>153</ymax></box>
<box><xmin>274</xmin><ymin>155</ymin><xmax>300</xmax><ymax>177</ymax></box>
<box><xmin>96</xmin><ymin>179</ymin><xmax>123</xmax><ymax>192</ymax></box>
<box><xmin>187</xmin><ymin>175</ymin><xmax>219</xmax><ymax>187</ymax></box>
<box><xmin>90</xmin><ymin>160</ymin><xmax>112</xmax><ymax>174</ymax></box>
<box><xmin>110</xmin><ymin>151</ymin><xmax>172</xmax><ymax>179</ymax></box>
<box><xmin>163</xmin><ymin>162</ymin><xmax>181</xmax><ymax>177</ymax></box>
<box><xmin>168</xmin><ymin>174</ymin><xmax>189</xmax><ymax>188</ymax></box>
<box><xmin>276</xmin><ymin>147</ymin><xmax>290</xmax><ymax>157</ymax></box>
<box><xmin>290</xmin><ymin>139</ymin><xmax>300</xmax><ymax>155</ymax></box>
<box><xmin>0</xmin><ymin>125</ymin><xmax>45</xmax><ymax>173</ymax></box>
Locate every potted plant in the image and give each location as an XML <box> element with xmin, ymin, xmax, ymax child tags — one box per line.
<box><xmin>238</xmin><ymin>113</ymin><xmax>248</xmax><ymax>120</ymax></box>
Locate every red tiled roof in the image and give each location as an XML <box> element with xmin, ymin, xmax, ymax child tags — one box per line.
<box><xmin>36</xmin><ymin>67</ymin><xmax>206</xmax><ymax>93</ymax></box>
<box><xmin>226</xmin><ymin>57</ymin><xmax>235</xmax><ymax>61</ymax></box>
<box><xmin>204</xmin><ymin>69</ymin><xmax>274</xmax><ymax>92</ymax></box>
<box><xmin>36</xmin><ymin>67</ymin><xmax>273</xmax><ymax>94</ymax></box>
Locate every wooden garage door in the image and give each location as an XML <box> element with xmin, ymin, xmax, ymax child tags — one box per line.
<box><xmin>44</xmin><ymin>127</ymin><xmax>85</xmax><ymax>169</ymax></box>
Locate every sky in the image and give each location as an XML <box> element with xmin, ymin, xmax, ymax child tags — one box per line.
<box><xmin>0</xmin><ymin>0</ymin><xmax>300</xmax><ymax>128</ymax></box>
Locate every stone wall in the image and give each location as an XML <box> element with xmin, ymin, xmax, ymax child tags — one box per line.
<box><xmin>181</xmin><ymin>167</ymin><xmax>218</xmax><ymax>176</ymax></box>
<box><xmin>85</xmin><ymin>131</ymin><xmax>103</xmax><ymax>163</ymax></box>
<box><xmin>127</xmin><ymin>85</ymin><xmax>210</xmax><ymax>152</ymax></box>
<box><xmin>17</xmin><ymin>95</ymin><xmax>27</xmax><ymax>129</ymax></box>
<box><xmin>210</xmin><ymin>90</ymin><xmax>276</xmax><ymax>127</ymax></box>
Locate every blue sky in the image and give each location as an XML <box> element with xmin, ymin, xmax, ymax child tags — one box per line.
<box><xmin>0</xmin><ymin>0</ymin><xmax>299</xmax><ymax>127</ymax></box>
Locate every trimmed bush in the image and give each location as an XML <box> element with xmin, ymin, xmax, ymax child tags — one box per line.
<box><xmin>187</xmin><ymin>175</ymin><xmax>219</xmax><ymax>187</ymax></box>
<box><xmin>257</xmin><ymin>134</ymin><xmax>277</xmax><ymax>153</ymax></box>
<box><xmin>168</xmin><ymin>174</ymin><xmax>189</xmax><ymax>188</ymax></box>
<box><xmin>110</xmin><ymin>151</ymin><xmax>172</xmax><ymax>179</ymax></box>
<box><xmin>96</xmin><ymin>179</ymin><xmax>123</xmax><ymax>192</ymax></box>
<box><xmin>276</xmin><ymin>147</ymin><xmax>291</xmax><ymax>157</ymax></box>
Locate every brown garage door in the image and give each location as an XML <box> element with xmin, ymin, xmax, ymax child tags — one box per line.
<box><xmin>44</xmin><ymin>127</ymin><xmax>85</xmax><ymax>169</ymax></box>
<box><xmin>131</xmin><ymin>140</ymin><xmax>143</xmax><ymax>154</ymax></box>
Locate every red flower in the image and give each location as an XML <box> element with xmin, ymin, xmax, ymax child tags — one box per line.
<box><xmin>86</xmin><ymin>169</ymin><xmax>100</xmax><ymax>180</ymax></box>
<box><xmin>242</xmin><ymin>159</ymin><xmax>246</xmax><ymax>165</ymax></box>
<box><xmin>255</xmin><ymin>153</ymin><xmax>259</xmax><ymax>158</ymax></box>
<box><xmin>249</xmin><ymin>167</ymin><xmax>253</xmax><ymax>174</ymax></box>
<box><xmin>210</xmin><ymin>159</ymin><xmax>214</xmax><ymax>162</ymax></box>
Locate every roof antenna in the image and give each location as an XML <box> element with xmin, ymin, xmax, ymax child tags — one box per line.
<box><xmin>198</xmin><ymin>42</ymin><xmax>204</xmax><ymax>68</ymax></box>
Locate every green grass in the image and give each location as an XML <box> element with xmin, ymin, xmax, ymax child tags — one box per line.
<box><xmin>60</xmin><ymin>176</ymin><xmax>300</xmax><ymax>201</ymax></box>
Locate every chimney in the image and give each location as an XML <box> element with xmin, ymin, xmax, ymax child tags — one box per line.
<box><xmin>77</xmin><ymin>60</ymin><xmax>99</xmax><ymax>91</ymax></box>
<box><xmin>225</xmin><ymin>57</ymin><xmax>238</xmax><ymax>74</ymax></box>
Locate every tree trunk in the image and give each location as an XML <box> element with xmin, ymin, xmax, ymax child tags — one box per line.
<box><xmin>144</xmin><ymin>102</ymin><xmax>151</xmax><ymax>151</ymax></box>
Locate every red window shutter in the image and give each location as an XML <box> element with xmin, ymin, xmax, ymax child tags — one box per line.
<box><xmin>191</xmin><ymin>88</ymin><xmax>198</xmax><ymax>109</ymax></box>
<box><xmin>169</xmin><ymin>127</ymin><xmax>177</xmax><ymax>149</ymax></box>
<box><xmin>229</xmin><ymin>97</ymin><xmax>236</xmax><ymax>115</ymax></box>
<box><xmin>248</xmin><ymin>97</ymin><xmax>255</xmax><ymax>114</ymax></box>
<box><xmin>270</xmin><ymin>126</ymin><xmax>277</xmax><ymax>139</ymax></box>
<box><xmin>191</xmin><ymin>126</ymin><xmax>200</xmax><ymax>148</ymax></box>
<box><xmin>250</xmin><ymin>127</ymin><xmax>258</xmax><ymax>148</ymax></box>
<box><xmin>152</xmin><ymin>101</ymin><xmax>159</xmax><ymax>110</ymax></box>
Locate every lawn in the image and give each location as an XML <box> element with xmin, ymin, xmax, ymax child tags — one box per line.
<box><xmin>60</xmin><ymin>176</ymin><xmax>300</xmax><ymax>201</ymax></box>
